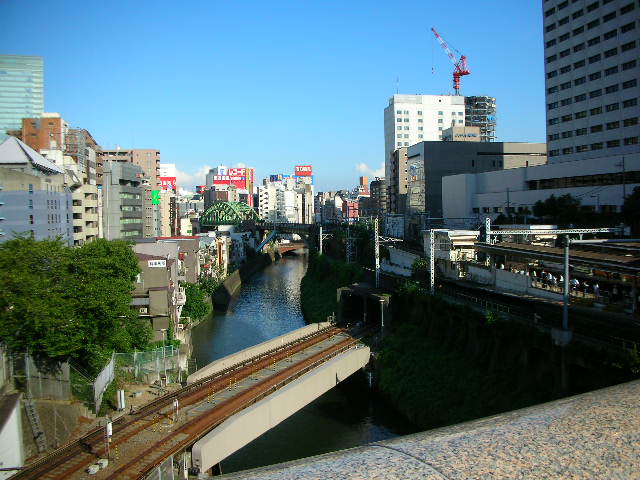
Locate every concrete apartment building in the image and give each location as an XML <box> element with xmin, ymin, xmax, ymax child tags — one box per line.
<box><xmin>0</xmin><ymin>137</ymin><xmax>71</xmax><ymax>244</ymax></box>
<box><xmin>258</xmin><ymin>176</ymin><xmax>314</xmax><ymax>223</ymax></box>
<box><xmin>100</xmin><ymin>149</ymin><xmax>161</xmax><ymax>237</ymax></box>
<box><xmin>388</xmin><ymin>147</ymin><xmax>409</xmax><ymax>214</ymax></box>
<box><xmin>133</xmin><ymin>252</ymin><xmax>185</xmax><ymax>342</ymax></box>
<box><xmin>0</xmin><ymin>55</ymin><xmax>43</xmax><ymax>138</ymax></box>
<box><xmin>441</xmin><ymin>0</ymin><xmax>640</xmax><ymax>224</ymax></box>
<box><xmin>15</xmin><ymin>114</ymin><xmax>101</xmax><ymax>245</ymax></box>
<box><xmin>101</xmin><ymin>160</ymin><xmax>144</xmax><ymax>240</ymax></box>
<box><xmin>543</xmin><ymin>0</ymin><xmax>638</xmax><ymax>163</ymax></box>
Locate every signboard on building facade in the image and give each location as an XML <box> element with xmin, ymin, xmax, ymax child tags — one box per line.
<box><xmin>196</xmin><ymin>185</ymin><xmax>207</xmax><ymax>194</ymax></box>
<box><xmin>147</xmin><ymin>259</ymin><xmax>167</xmax><ymax>268</ymax></box>
<box><xmin>159</xmin><ymin>177</ymin><xmax>177</xmax><ymax>191</ymax></box>
<box><xmin>295</xmin><ymin>165</ymin><xmax>313</xmax><ymax>176</ymax></box>
<box><xmin>151</xmin><ymin>190</ymin><xmax>161</xmax><ymax>205</ymax></box>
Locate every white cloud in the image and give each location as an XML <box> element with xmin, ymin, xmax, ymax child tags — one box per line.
<box><xmin>175</xmin><ymin>164</ymin><xmax>212</xmax><ymax>189</ymax></box>
<box><xmin>234</xmin><ymin>162</ymin><xmax>246</xmax><ymax>168</ymax></box>
<box><xmin>354</xmin><ymin>162</ymin><xmax>385</xmax><ymax>179</ymax></box>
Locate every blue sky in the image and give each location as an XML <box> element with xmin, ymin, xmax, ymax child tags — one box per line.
<box><xmin>1</xmin><ymin>0</ymin><xmax>546</xmax><ymax>192</ymax></box>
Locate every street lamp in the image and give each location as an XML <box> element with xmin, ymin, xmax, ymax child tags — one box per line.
<box><xmin>379</xmin><ymin>297</ymin><xmax>385</xmax><ymax>334</ymax></box>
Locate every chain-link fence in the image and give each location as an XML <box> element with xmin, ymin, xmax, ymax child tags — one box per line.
<box><xmin>115</xmin><ymin>345</ymin><xmax>187</xmax><ymax>385</ymax></box>
<box><xmin>10</xmin><ymin>354</ymin><xmax>72</xmax><ymax>401</ymax></box>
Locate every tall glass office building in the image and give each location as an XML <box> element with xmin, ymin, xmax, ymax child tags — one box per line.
<box><xmin>0</xmin><ymin>55</ymin><xmax>44</xmax><ymax>138</ymax></box>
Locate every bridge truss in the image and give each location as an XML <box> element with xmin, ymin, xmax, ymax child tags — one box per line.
<box><xmin>200</xmin><ymin>201</ymin><xmax>260</xmax><ymax>227</ymax></box>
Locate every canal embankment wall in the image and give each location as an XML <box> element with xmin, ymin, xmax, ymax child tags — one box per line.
<box><xmin>186</xmin><ymin>322</ymin><xmax>332</xmax><ymax>384</ymax></box>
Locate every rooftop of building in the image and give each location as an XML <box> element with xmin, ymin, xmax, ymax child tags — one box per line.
<box><xmin>0</xmin><ymin>136</ymin><xmax>64</xmax><ymax>174</ymax></box>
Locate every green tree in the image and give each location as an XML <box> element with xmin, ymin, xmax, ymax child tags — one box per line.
<box><xmin>182</xmin><ymin>283</ymin><xmax>211</xmax><ymax>321</ymax></box>
<box><xmin>533</xmin><ymin>194</ymin><xmax>582</xmax><ymax>226</ymax></box>
<box><xmin>0</xmin><ymin>237</ymin><xmax>151</xmax><ymax>372</ymax></box>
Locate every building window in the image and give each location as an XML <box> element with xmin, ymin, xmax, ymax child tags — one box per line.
<box><xmin>588</xmin><ymin>54</ymin><xmax>601</xmax><ymax>64</ymax></box>
<box><xmin>576</xmin><ymin>145</ymin><xmax>589</xmax><ymax>152</ymax></box>
<box><xmin>573</xmin><ymin>25</ymin><xmax>584</xmax><ymax>35</ymax></box>
<box><xmin>588</xmin><ymin>19</ymin><xmax>601</xmax><ymax>29</ymax></box>
<box><xmin>418</xmin><ymin>126</ymin><xmax>423</xmax><ymax>131</ymax></box>
<box><xmin>566</xmin><ymin>63</ymin><xmax>578</xmax><ymax>71</ymax></box>
<box><xmin>572</xmin><ymin>9</ymin><xmax>584</xmax><ymax>19</ymax></box>
<box><xmin>620</xmin><ymin>2</ymin><xmax>635</xmax><ymax>15</ymax></box>
<box><xmin>29</xmin><ymin>199</ymin><xmax>33</xmax><ymax>209</ymax></box>
<box><xmin>587</xmin><ymin>36</ymin><xmax>601</xmax><ymax>46</ymax></box>
<box><xmin>404</xmin><ymin>142</ymin><xmax>409</xmax><ymax>146</ymax></box>
<box><xmin>604</xmin><ymin>66</ymin><xmax>619</xmax><ymax>75</ymax></box>
<box><xmin>589</xmin><ymin>72</ymin><xmax>602</xmax><ymax>81</ymax></box>
<box><xmin>458</xmin><ymin>112</ymin><xmax>463</xmax><ymax>116</ymax></box>
<box><xmin>623</xmin><ymin>137</ymin><xmax>639</xmax><ymax>145</ymax></box>
<box><xmin>403</xmin><ymin>110</ymin><xmax>409</xmax><ymax>114</ymax></box>
<box><xmin>417</xmin><ymin>118</ymin><xmax>423</xmax><ymax>123</ymax></box>
<box><xmin>562</xmin><ymin>147</ymin><xmax>574</xmax><ymax>154</ymax></box>
<box><xmin>622</xmin><ymin>60</ymin><xmax>637</xmax><ymax>71</ymax></box>
<box><xmin>575</xmin><ymin>93</ymin><xmax>587</xmax><ymax>102</ymax></box>
<box><xmin>604</xmin><ymin>47</ymin><xmax>617</xmax><ymax>58</ymax></box>
<box><xmin>575</xmin><ymin>128</ymin><xmax>588</xmax><ymax>135</ymax></box>
<box><xmin>397</xmin><ymin>134</ymin><xmax>402</xmax><ymax>139</ymax></box>
<box><xmin>622</xmin><ymin>79</ymin><xmax>637</xmax><ymax>89</ymax></box>
<box><xmin>549</xmin><ymin>133</ymin><xmax>560</xmax><ymax>140</ymax></box>
<box><xmin>575</xmin><ymin>110</ymin><xmax>587</xmax><ymax>118</ymax></box>
<box><xmin>590</xmin><ymin>142</ymin><xmax>603</xmax><ymax>150</ymax></box>
<box><xmin>29</xmin><ymin>215</ymin><xmax>34</xmax><ymax>224</ymax></box>
<box><xmin>586</xmin><ymin>1</ymin><xmax>599</xmax><ymax>13</ymax></box>
<box><xmin>547</xmin><ymin>70</ymin><xmax>558</xmax><ymax>79</ymax></box>
<box><xmin>545</xmin><ymin>7</ymin><xmax>556</xmax><ymax>17</ymax></box>
<box><xmin>417</xmin><ymin>110</ymin><xmax>422</xmax><ymax>115</ymax></box>
<box><xmin>549</xmin><ymin>149</ymin><xmax>560</xmax><ymax>157</ymax></box>
<box><xmin>404</xmin><ymin>126</ymin><xmax>409</xmax><ymax>130</ymax></box>
<box><xmin>561</xmin><ymin>98</ymin><xmax>572</xmax><ymax>106</ymax></box>
<box><xmin>397</xmin><ymin>142</ymin><xmax>402</xmax><ymax>147</ymax></box>
<box><xmin>418</xmin><ymin>134</ymin><xmax>423</xmax><ymax>139</ymax></box>
<box><xmin>438</xmin><ymin>127</ymin><xmax>443</xmax><ymax>131</ymax></box>
<box><xmin>548</xmin><ymin>117</ymin><xmax>559</xmax><ymax>125</ymax></box>
<box><xmin>590</xmin><ymin>124</ymin><xmax>603</xmax><ymax>133</ymax></box>
<box><xmin>574</xmin><ymin>76</ymin><xmax>586</xmax><ymax>86</ymax></box>
<box><xmin>603</xmin><ymin>11</ymin><xmax>617</xmax><ymax>22</ymax></box>
<box><xmin>620</xmin><ymin>22</ymin><xmax>636</xmax><ymax>33</ymax></box>
<box><xmin>472</xmin><ymin>208</ymin><xmax>480</xmax><ymax>214</ymax></box>
<box><xmin>458</xmin><ymin>119</ymin><xmax>463</xmax><ymax>124</ymax></box>
<box><xmin>396</xmin><ymin>118</ymin><xmax>402</xmax><ymax>123</ymax></box>
<box><xmin>607</xmin><ymin>139</ymin><xmax>620</xmax><ymax>148</ymax></box>
<box><xmin>589</xmin><ymin>89</ymin><xmax>602</xmax><ymax>98</ymax></box>
<box><xmin>397</xmin><ymin>126</ymin><xmax>402</xmax><ymax>131</ymax></box>
<box><xmin>621</xmin><ymin>41</ymin><xmax>636</xmax><ymax>52</ymax></box>
<box><xmin>438</xmin><ymin>119</ymin><xmax>443</xmax><ymax>123</ymax></box>
<box><xmin>560</xmin><ymin>81</ymin><xmax>571</xmax><ymax>90</ymax></box>
<box><xmin>562</xmin><ymin>131</ymin><xmax>573</xmax><ymax>138</ymax></box>
<box><xmin>623</xmin><ymin>117</ymin><xmax>639</xmax><ymax>127</ymax></box>
<box><xmin>606</xmin><ymin>121</ymin><xmax>620</xmax><ymax>129</ymax></box>
<box><xmin>545</xmin><ymin>23</ymin><xmax>556</xmax><ymax>33</ymax></box>
<box><xmin>590</xmin><ymin>106</ymin><xmax>603</xmax><ymax>115</ymax></box>
<box><xmin>605</xmin><ymin>103</ymin><xmax>619</xmax><ymax>112</ymax></box>
<box><xmin>604</xmin><ymin>29</ymin><xmax>617</xmax><ymax>40</ymax></box>
<box><xmin>605</xmin><ymin>84</ymin><xmax>619</xmax><ymax>94</ymax></box>
<box><xmin>396</xmin><ymin>110</ymin><xmax>402</xmax><ymax>114</ymax></box>
<box><xmin>623</xmin><ymin>98</ymin><xmax>638</xmax><ymax>108</ymax></box>
<box><xmin>548</xmin><ymin>86</ymin><xmax>559</xmax><ymax>94</ymax></box>
<box><xmin>573</xmin><ymin>43</ymin><xmax>585</xmax><ymax>52</ymax></box>
<box><xmin>561</xmin><ymin>114</ymin><xmax>573</xmax><ymax>122</ymax></box>
<box><xmin>558</xmin><ymin>16</ymin><xmax>569</xmax><ymax>25</ymax></box>
<box><xmin>438</xmin><ymin>111</ymin><xmax>443</xmax><ymax>115</ymax></box>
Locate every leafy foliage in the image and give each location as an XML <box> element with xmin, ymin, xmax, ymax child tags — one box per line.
<box><xmin>0</xmin><ymin>237</ymin><xmax>151</xmax><ymax>372</ymax></box>
<box><xmin>300</xmin><ymin>251</ymin><xmax>362</xmax><ymax>324</ymax></box>
<box><xmin>182</xmin><ymin>283</ymin><xmax>211</xmax><ymax>321</ymax></box>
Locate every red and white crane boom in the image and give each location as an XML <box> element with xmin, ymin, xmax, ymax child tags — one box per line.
<box><xmin>431</xmin><ymin>27</ymin><xmax>470</xmax><ymax>95</ymax></box>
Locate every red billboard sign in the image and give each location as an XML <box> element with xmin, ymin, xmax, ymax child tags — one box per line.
<box><xmin>212</xmin><ymin>167</ymin><xmax>255</xmax><ymax>190</ymax></box>
<box><xmin>295</xmin><ymin>165</ymin><xmax>313</xmax><ymax>176</ymax></box>
<box><xmin>159</xmin><ymin>177</ymin><xmax>177</xmax><ymax>191</ymax></box>
<box><xmin>196</xmin><ymin>185</ymin><xmax>207</xmax><ymax>194</ymax></box>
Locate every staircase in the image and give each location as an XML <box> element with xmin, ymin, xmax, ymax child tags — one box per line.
<box><xmin>24</xmin><ymin>394</ymin><xmax>47</xmax><ymax>453</ymax></box>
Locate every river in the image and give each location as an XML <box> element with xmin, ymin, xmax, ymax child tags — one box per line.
<box><xmin>190</xmin><ymin>252</ymin><xmax>416</xmax><ymax>474</ymax></box>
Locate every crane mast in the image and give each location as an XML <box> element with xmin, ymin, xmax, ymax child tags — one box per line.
<box><xmin>431</xmin><ymin>27</ymin><xmax>470</xmax><ymax>95</ymax></box>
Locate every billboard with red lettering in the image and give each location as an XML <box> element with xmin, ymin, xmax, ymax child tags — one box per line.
<box><xmin>295</xmin><ymin>165</ymin><xmax>313</xmax><ymax>176</ymax></box>
<box><xmin>159</xmin><ymin>177</ymin><xmax>177</xmax><ymax>191</ymax></box>
<box><xmin>196</xmin><ymin>185</ymin><xmax>207</xmax><ymax>194</ymax></box>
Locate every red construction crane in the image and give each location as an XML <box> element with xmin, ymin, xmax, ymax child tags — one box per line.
<box><xmin>431</xmin><ymin>27</ymin><xmax>470</xmax><ymax>95</ymax></box>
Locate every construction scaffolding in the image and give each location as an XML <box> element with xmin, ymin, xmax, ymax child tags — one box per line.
<box><xmin>465</xmin><ymin>96</ymin><xmax>497</xmax><ymax>142</ymax></box>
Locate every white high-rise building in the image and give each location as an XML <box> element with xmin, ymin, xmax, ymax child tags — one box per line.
<box><xmin>384</xmin><ymin>94</ymin><xmax>466</xmax><ymax>180</ymax></box>
<box><xmin>543</xmin><ymin>0</ymin><xmax>639</xmax><ymax>163</ymax></box>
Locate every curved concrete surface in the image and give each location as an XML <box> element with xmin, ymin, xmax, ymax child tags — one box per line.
<box><xmin>220</xmin><ymin>380</ymin><xmax>640</xmax><ymax>479</ymax></box>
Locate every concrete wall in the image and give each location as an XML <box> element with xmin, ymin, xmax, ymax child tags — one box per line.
<box><xmin>0</xmin><ymin>394</ymin><xmax>23</xmax><ymax>479</ymax></box>
<box><xmin>191</xmin><ymin>345</ymin><xmax>370</xmax><ymax>473</ymax></box>
<box><xmin>466</xmin><ymin>264</ymin><xmax>564</xmax><ymax>301</ymax></box>
<box><xmin>186</xmin><ymin>322</ymin><xmax>332</xmax><ymax>384</ymax></box>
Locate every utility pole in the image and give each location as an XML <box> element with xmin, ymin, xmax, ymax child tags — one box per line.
<box><xmin>562</xmin><ymin>236</ymin><xmax>570</xmax><ymax>330</ymax></box>
<box><xmin>506</xmin><ymin>188</ymin><xmax>510</xmax><ymax>222</ymax></box>
<box><xmin>430</xmin><ymin>230</ymin><xmax>436</xmax><ymax>294</ymax></box>
<box><xmin>319</xmin><ymin>225</ymin><xmax>323</xmax><ymax>255</ymax></box>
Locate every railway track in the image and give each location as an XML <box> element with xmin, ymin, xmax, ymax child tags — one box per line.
<box><xmin>13</xmin><ymin>325</ymin><xmax>346</xmax><ymax>480</ymax></box>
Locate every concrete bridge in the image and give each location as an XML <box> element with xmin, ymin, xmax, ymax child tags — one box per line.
<box><xmin>12</xmin><ymin>324</ymin><xmax>369</xmax><ymax>480</ymax></box>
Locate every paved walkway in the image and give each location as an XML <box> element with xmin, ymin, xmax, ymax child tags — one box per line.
<box><xmin>221</xmin><ymin>380</ymin><xmax>640</xmax><ymax>479</ymax></box>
